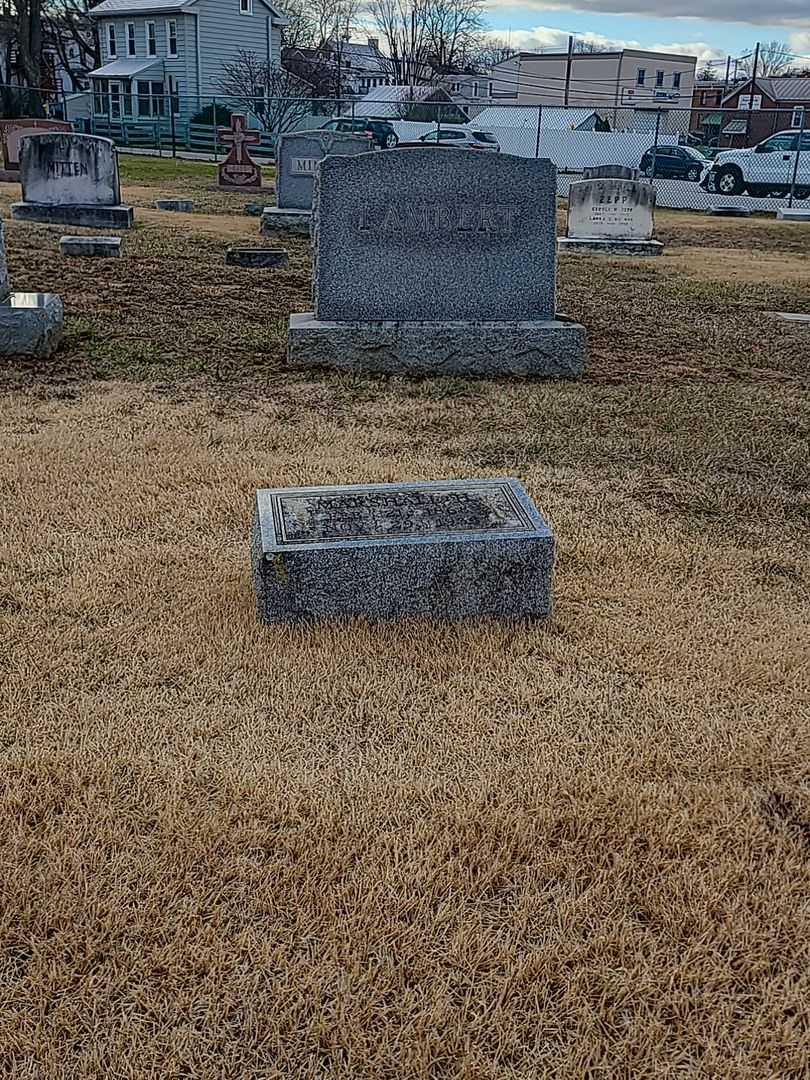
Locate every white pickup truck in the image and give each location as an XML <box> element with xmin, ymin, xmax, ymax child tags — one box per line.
<box><xmin>702</xmin><ymin>129</ymin><xmax>810</xmax><ymax>199</ymax></box>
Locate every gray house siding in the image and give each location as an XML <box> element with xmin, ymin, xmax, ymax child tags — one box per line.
<box><xmin>196</xmin><ymin>0</ymin><xmax>281</xmax><ymax>96</ymax></box>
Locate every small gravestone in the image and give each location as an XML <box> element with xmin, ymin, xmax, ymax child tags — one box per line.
<box><xmin>11</xmin><ymin>133</ymin><xmax>133</xmax><ymax>229</ymax></box>
<box><xmin>261</xmin><ymin>129</ymin><xmax>369</xmax><ymax>237</ymax></box>
<box><xmin>0</xmin><ymin>117</ymin><xmax>72</xmax><ymax>176</ymax></box>
<box><xmin>60</xmin><ymin>235</ymin><xmax>122</xmax><ymax>257</ymax></box>
<box><xmin>0</xmin><ymin>216</ymin><xmax>64</xmax><ymax>357</ymax></box>
<box><xmin>777</xmin><ymin>208</ymin><xmax>810</xmax><ymax>221</ymax></box>
<box><xmin>226</xmin><ymin>247</ymin><xmax>288</xmax><ymax>268</ymax></box>
<box><xmin>251</xmin><ymin>478</ymin><xmax>554</xmax><ymax>624</ymax></box>
<box><xmin>155</xmin><ymin>198</ymin><xmax>193</xmax><ymax>212</ymax></box>
<box><xmin>217</xmin><ymin>114</ymin><xmax>263</xmax><ymax>191</ymax></box>
<box><xmin>706</xmin><ymin>206</ymin><xmax>752</xmax><ymax>217</ymax></box>
<box><xmin>583</xmin><ymin>164</ymin><xmax>640</xmax><ymax>180</ymax></box>
<box><xmin>558</xmin><ymin>177</ymin><xmax>663</xmax><ymax>256</ymax></box>
<box><xmin>288</xmin><ymin>147</ymin><xmax>585</xmax><ymax>376</ymax></box>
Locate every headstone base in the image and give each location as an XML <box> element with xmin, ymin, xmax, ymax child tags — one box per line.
<box><xmin>557</xmin><ymin>237</ymin><xmax>663</xmax><ymax>256</ymax></box>
<box><xmin>11</xmin><ymin>202</ymin><xmax>134</xmax><ymax>229</ymax></box>
<box><xmin>0</xmin><ymin>292</ymin><xmax>64</xmax><ymax>357</ymax></box>
<box><xmin>777</xmin><ymin>208</ymin><xmax>810</xmax><ymax>221</ymax></box>
<box><xmin>260</xmin><ymin>206</ymin><xmax>311</xmax><ymax>236</ymax></box>
<box><xmin>288</xmin><ymin>314</ymin><xmax>586</xmax><ymax>377</ymax></box>
<box><xmin>226</xmin><ymin>247</ymin><xmax>289</xmax><ymax>268</ymax></box>
<box><xmin>250</xmin><ymin>479</ymin><xmax>554</xmax><ymax>625</ymax></box>
<box><xmin>706</xmin><ymin>206</ymin><xmax>752</xmax><ymax>217</ymax></box>
<box><xmin>60</xmin><ymin>235</ymin><xmax>122</xmax><ymax>257</ymax></box>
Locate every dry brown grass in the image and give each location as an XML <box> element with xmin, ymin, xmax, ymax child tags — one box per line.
<box><xmin>1</xmin><ymin>175</ymin><xmax>809</xmax><ymax>1077</ymax></box>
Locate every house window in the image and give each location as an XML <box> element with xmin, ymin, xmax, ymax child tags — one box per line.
<box><xmin>473</xmin><ymin>81</ymin><xmax>479</xmax><ymax>96</ymax></box>
<box><xmin>637</xmin><ymin>68</ymin><xmax>646</xmax><ymax>86</ymax></box>
<box><xmin>147</xmin><ymin>21</ymin><xmax>156</xmax><ymax>56</ymax></box>
<box><xmin>167</xmin><ymin>19</ymin><xmax>177</xmax><ymax>57</ymax></box>
<box><xmin>673</xmin><ymin>72</ymin><xmax>681</xmax><ymax>90</ymax></box>
<box><xmin>791</xmin><ymin>106</ymin><xmax>806</xmax><ymax>129</ymax></box>
<box><xmin>137</xmin><ymin>79</ymin><xmax>165</xmax><ymax>116</ymax></box>
<box><xmin>240</xmin><ymin>0</ymin><xmax>252</xmax><ymax>13</ymax></box>
<box><xmin>107</xmin><ymin>24</ymin><xmax>117</xmax><ymax>58</ymax></box>
<box><xmin>656</xmin><ymin>70</ymin><xmax>664</xmax><ymax>87</ymax></box>
<box><xmin>126</xmin><ymin>22</ymin><xmax>136</xmax><ymax>57</ymax></box>
<box><xmin>94</xmin><ymin>78</ymin><xmax>108</xmax><ymax>114</ymax></box>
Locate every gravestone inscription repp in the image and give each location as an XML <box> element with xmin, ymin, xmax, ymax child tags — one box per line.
<box><xmin>251</xmin><ymin>478</ymin><xmax>555</xmax><ymax>624</ymax></box>
<box><xmin>559</xmin><ymin>176</ymin><xmax>663</xmax><ymax>256</ymax></box>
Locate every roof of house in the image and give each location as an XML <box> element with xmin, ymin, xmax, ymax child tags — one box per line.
<box><xmin>470</xmin><ymin>105</ymin><xmax>600</xmax><ymax>129</ymax></box>
<box><xmin>723</xmin><ymin>76</ymin><xmax>810</xmax><ymax>104</ymax></box>
<box><xmin>335</xmin><ymin>40</ymin><xmax>390</xmax><ymax>73</ymax></box>
<box><xmin>352</xmin><ymin>84</ymin><xmax>451</xmax><ymax>117</ymax></box>
<box><xmin>90</xmin><ymin>0</ymin><xmax>286</xmax><ymax>16</ymax></box>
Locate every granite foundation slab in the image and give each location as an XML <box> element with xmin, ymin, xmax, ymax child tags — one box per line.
<box><xmin>261</xmin><ymin>206</ymin><xmax>311</xmax><ymax>236</ymax></box>
<box><xmin>777</xmin><ymin>208</ymin><xmax>810</xmax><ymax>221</ymax></box>
<box><xmin>768</xmin><ymin>311</ymin><xmax>810</xmax><ymax>323</ymax></box>
<box><xmin>251</xmin><ymin>478</ymin><xmax>554</xmax><ymax>624</ymax></box>
<box><xmin>706</xmin><ymin>206</ymin><xmax>752</xmax><ymax>217</ymax></box>
<box><xmin>0</xmin><ymin>292</ymin><xmax>64</xmax><ymax>357</ymax></box>
<box><xmin>226</xmin><ymin>247</ymin><xmax>288</xmax><ymax>268</ymax></box>
<box><xmin>557</xmin><ymin>237</ymin><xmax>663</xmax><ymax>256</ymax></box>
<box><xmin>60</xmin><ymin>235</ymin><xmax>122</xmax><ymax>257</ymax></box>
<box><xmin>11</xmin><ymin>202</ymin><xmax>133</xmax><ymax>228</ymax></box>
<box><xmin>288</xmin><ymin>313</ymin><xmax>585</xmax><ymax>377</ymax></box>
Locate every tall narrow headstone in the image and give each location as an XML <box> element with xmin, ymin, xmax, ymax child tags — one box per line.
<box><xmin>288</xmin><ymin>147</ymin><xmax>586</xmax><ymax>376</ymax></box>
<box><xmin>558</xmin><ymin>177</ymin><xmax>663</xmax><ymax>256</ymax></box>
<box><xmin>0</xmin><ymin>216</ymin><xmax>64</xmax><ymax>357</ymax></box>
<box><xmin>11</xmin><ymin>133</ymin><xmax>133</xmax><ymax>229</ymax></box>
<box><xmin>261</xmin><ymin>129</ymin><xmax>369</xmax><ymax>237</ymax></box>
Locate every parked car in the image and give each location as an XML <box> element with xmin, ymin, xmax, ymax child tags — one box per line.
<box><xmin>639</xmin><ymin>145</ymin><xmax>709</xmax><ymax>182</ymax></box>
<box><xmin>418</xmin><ymin>127</ymin><xmax>500</xmax><ymax>152</ymax></box>
<box><xmin>320</xmin><ymin>118</ymin><xmax>399</xmax><ymax>149</ymax></box>
<box><xmin>701</xmin><ymin>130</ymin><xmax>810</xmax><ymax>198</ymax></box>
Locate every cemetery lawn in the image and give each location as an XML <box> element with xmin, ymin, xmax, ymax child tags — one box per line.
<box><xmin>1</xmin><ymin>171</ymin><xmax>809</xmax><ymax>1077</ymax></box>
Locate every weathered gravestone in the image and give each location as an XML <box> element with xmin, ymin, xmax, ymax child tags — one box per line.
<box><xmin>583</xmin><ymin>164</ymin><xmax>640</xmax><ymax>180</ymax></box>
<box><xmin>261</xmin><ymin>129</ymin><xmax>369</xmax><ymax>236</ymax></box>
<box><xmin>218</xmin><ymin>114</ymin><xmax>263</xmax><ymax>191</ymax></box>
<box><xmin>558</xmin><ymin>177</ymin><xmax>663</xmax><ymax>256</ymax></box>
<box><xmin>226</xmin><ymin>247</ymin><xmax>288</xmax><ymax>268</ymax></box>
<box><xmin>0</xmin><ymin>118</ymin><xmax>72</xmax><ymax>177</ymax></box>
<box><xmin>288</xmin><ymin>147</ymin><xmax>586</xmax><ymax>376</ymax></box>
<box><xmin>251</xmin><ymin>478</ymin><xmax>554</xmax><ymax>624</ymax></box>
<box><xmin>60</xmin><ymin>235</ymin><xmax>122</xmax><ymax>257</ymax></box>
<box><xmin>11</xmin><ymin>133</ymin><xmax>133</xmax><ymax>229</ymax></box>
<box><xmin>0</xmin><ymin>216</ymin><xmax>64</xmax><ymax>357</ymax></box>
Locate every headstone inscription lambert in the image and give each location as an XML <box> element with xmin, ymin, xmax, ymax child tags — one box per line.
<box><xmin>261</xmin><ymin>129</ymin><xmax>369</xmax><ymax>237</ymax></box>
<box><xmin>288</xmin><ymin>148</ymin><xmax>586</xmax><ymax>377</ymax></box>
<box><xmin>0</xmin><ymin>216</ymin><xmax>64</xmax><ymax>358</ymax></box>
<box><xmin>218</xmin><ymin>114</ymin><xmax>263</xmax><ymax>191</ymax></box>
<box><xmin>558</xmin><ymin>177</ymin><xmax>663</xmax><ymax>257</ymax></box>
<box><xmin>11</xmin><ymin>133</ymin><xmax>133</xmax><ymax>229</ymax></box>
<box><xmin>251</xmin><ymin>478</ymin><xmax>554</xmax><ymax>624</ymax></box>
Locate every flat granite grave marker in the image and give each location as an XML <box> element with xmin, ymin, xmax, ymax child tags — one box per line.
<box><xmin>0</xmin><ymin>216</ymin><xmax>64</xmax><ymax>357</ymax></box>
<box><xmin>583</xmin><ymin>164</ymin><xmax>640</xmax><ymax>180</ymax></box>
<box><xmin>11</xmin><ymin>132</ymin><xmax>133</xmax><ymax>229</ymax></box>
<box><xmin>251</xmin><ymin>478</ymin><xmax>554</xmax><ymax>624</ymax></box>
<box><xmin>261</xmin><ymin>129</ymin><xmax>369</xmax><ymax>236</ymax></box>
<box><xmin>559</xmin><ymin>177</ymin><xmax>663</xmax><ymax>256</ymax></box>
<box><xmin>60</xmin><ymin>235</ymin><xmax>122</xmax><ymax>257</ymax></box>
<box><xmin>217</xmin><ymin>113</ymin><xmax>263</xmax><ymax>191</ymax></box>
<box><xmin>226</xmin><ymin>247</ymin><xmax>288</xmax><ymax>268</ymax></box>
<box><xmin>288</xmin><ymin>147</ymin><xmax>586</xmax><ymax>376</ymax></box>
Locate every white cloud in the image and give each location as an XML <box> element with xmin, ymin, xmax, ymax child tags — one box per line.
<box><xmin>483</xmin><ymin>0</ymin><xmax>810</xmax><ymax>28</ymax></box>
<box><xmin>788</xmin><ymin>32</ymin><xmax>810</xmax><ymax>59</ymax></box>
<box><xmin>483</xmin><ymin>25</ymin><xmax>725</xmax><ymax>65</ymax></box>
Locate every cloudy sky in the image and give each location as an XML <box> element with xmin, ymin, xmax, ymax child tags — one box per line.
<box><xmin>483</xmin><ymin>0</ymin><xmax>810</xmax><ymax>67</ymax></box>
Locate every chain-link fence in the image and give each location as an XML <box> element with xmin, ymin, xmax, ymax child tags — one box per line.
<box><xmin>3</xmin><ymin>86</ymin><xmax>809</xmax><ymax>211</ymax></box>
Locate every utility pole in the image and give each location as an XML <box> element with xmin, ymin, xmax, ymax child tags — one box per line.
<box><xmin>722</xmin><ymin>55</ymin><xmax>731</xmax><ymax>97</ymax></box>
<box><xmin>745</xmin><ymin>41</ymin><xmax>759</xmax><ymax>147</ymax></box>
<box><xmin>563</xmin><ymin>35</ymin><xmax>574</xmax><ymax>108</ymax></box>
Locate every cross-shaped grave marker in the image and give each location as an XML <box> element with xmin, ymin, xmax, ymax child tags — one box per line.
<box><xmin>217</xmin><ymin>114</ymin><xmax>263</xmax><ymax>191</ymax></box>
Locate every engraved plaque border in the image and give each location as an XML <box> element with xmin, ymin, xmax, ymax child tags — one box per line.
<box><xmin>269</xmin><ymin>481</ymin><xmax>535</xmax><ymax>546</ymax></box>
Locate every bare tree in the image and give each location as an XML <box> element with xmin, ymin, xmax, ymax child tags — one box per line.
<box><xmin>740</xmin><ymin>41</ymin><xmax>793</xmax><ymax>78</ymax></box>
<box><xmin>43</xmin><ymin>0</ymin><xmax>100</xmax><ymax>90</ymax></box>
<box><xmin>11</xmin><ymin>0</ymin><xmax>44</xmax><ymax>112</ymax></box>
<box><xmin>368</xmin><ymin>0</ymin><xmax>432</xmax><ymax>85</ymax></box>
<box><xmin>217</xmin><ymin>49</ymin><xmax>315</xmax><ymax>133</ymax></box>
<box><xmin>278</xmin><ymin>0</ymin><xmax>317</xmax><ymax>51</ymax></box>
<box><xmin>573</xmin><ymin>40</ymin><xmax>611</xmax><ymax>54</ymax></box>
<box><xmin>423</xmin><ymin>0</ymin><xmax>485</xmax><ymax>73</ymax></box>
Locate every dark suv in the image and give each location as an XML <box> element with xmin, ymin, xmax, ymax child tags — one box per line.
<box><xmin>320</xmin><ymin>117</ymin><xmax>399</xmax><ymax>149</ymax></box>
<box><xmin>639</xmin><ymin>145</ymin><xmax>708</xmax><ymax>182</ymax></box>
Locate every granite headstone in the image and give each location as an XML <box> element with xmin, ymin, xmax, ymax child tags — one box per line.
<box><xmin>559</xmin><ymin>177</ymin><xmax>663</xmax><ymax>256</ymax></box>
<box><xmin>261</xmin><ymin>129</ymin><xmax>369</xmax><ymax>236</ymax></box>
<box><xmin>288</xmin><ymin>146</ymin><xmax>586</xmax><ymax>376</ymax></box>
<box><xmin>251</xmin><ymin>478</ymin><xmax>554</xmax><ymax>624</ymax></box>
<box><xmin>217</xmin><ymin>113</ymin><xmax>263</xmax><ymax>191</ymax></box>
<box><xmin>11</xmin><ymin>133</ymin><xmax>133</xmax><ymax>228</ymax></box>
